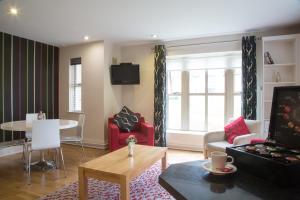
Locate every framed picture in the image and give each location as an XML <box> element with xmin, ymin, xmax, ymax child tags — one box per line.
<box><xmin>269</xmin><ymin>86</ymin><xmax>300</xmax><ymax>148</ymax></box>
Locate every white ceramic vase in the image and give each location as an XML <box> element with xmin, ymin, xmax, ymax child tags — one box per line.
<box><xmin>128</xmin><ymin>142</ymin><xmax>134</xmax><ymax>157</ymax></box>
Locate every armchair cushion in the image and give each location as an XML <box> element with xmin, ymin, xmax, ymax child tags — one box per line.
<box><xmin>224</xmin><ymin>116</ymin><xmax>250</xmax><ymax>144</ymax></box>
<box><xmin>118</xmin><ymin>132</ymin><xmax>149</xmax><ymax>145</ymax></box>
<box><xmin>233</xmin><ymin>133</ymin><xmax>257</xmax><ymax>145</ymax></box>
<box><xmin>113</xmin><ymin>106</ymin><xmax>140</xmax><ymax>132</ymax></box>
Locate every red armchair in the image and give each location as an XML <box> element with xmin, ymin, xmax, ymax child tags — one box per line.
<box><xmin>108</xmin><ymin>114</ymin><xmax>154</xmax><ymax>151</ymax></box>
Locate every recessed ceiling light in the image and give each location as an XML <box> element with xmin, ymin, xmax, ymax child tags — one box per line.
<box><xmin>84</xmin><ymin>35</ymin><xmax>89</xmax><ymax>41</ymax></box>
<box><xmin>9</xmin><ymin>7</ymin><xmax>18</xmax><ymax>16</ymax></box>
<box><xmin>151</xmin><ymin>34</ymin><xmax>158</xmax><ymax>38</ymax></box>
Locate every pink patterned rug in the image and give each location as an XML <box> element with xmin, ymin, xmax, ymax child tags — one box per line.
<box><xmin>40</xmin><ymin>163</ymin><xmax>174</xmax><ymax>200</ymax></box>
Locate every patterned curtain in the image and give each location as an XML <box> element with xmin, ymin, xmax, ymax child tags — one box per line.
<box><xmin>242</xmin><ymin>36</ymin><xmax>257</xmax><ymax>120</ymax></box>
<box><xmin>154</xmin><ymin>45</ymin><xmax>167</xmax><ymax>147</ymax></box>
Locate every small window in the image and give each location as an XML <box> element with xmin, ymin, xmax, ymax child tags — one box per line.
<box><xmin>69</xmin><ymin>57</ymin><xmax>82</xmax><ymax>112</ymax></box>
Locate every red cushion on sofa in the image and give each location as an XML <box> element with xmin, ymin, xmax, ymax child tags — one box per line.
<box><xmin>224</xmin><ymin>116</ymin><xmax>250</xmax><ymax>144</ymax></box>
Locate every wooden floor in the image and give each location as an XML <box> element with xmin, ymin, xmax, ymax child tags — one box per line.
<box><xmin>0</xmin><ymin>144</ymin><xmax>203</xmax><ymax>200</ymax></box>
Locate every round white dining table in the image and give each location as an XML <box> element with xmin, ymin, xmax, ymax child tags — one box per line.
<box><xmin>0</xmin><ymin>119</ymin><xmax>78</xmax><ymax>171</ymax></box>
<box><xmin>0</xmin><ymin>119</ymin><xmax>78</xmax><ymax>132</ymax></box>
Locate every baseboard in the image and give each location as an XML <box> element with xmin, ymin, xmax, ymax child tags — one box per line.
<box><xmin>62</xmin><ymin>141</ymin><xmax>108</xmax><ymax>150</ymax></box>
<box><xmin>0</xmin><ymin>145</ymin><xmax>23</xmax><ymax>157</ymax></box>
<box><xmin>167</xmin><ymin>143</ymin><xmax>203</xmax><ymax>152</ymax></box>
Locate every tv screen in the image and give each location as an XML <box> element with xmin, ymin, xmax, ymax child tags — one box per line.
<box><xmin>110</xmin><ymin>63</ymin><xmax>140</xmax><ymax>85</ymax></box>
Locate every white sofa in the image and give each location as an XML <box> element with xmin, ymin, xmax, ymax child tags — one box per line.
<box><xmin>203</xmin><ymin>120</ymin><xmax>261</xmax><ymax>159</ymax></box>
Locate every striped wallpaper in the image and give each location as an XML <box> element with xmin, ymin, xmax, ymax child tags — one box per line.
<box><xmin>0</xmin><ymin>32</ymin><xmax>59</xmax><ymax>143</ymax></box>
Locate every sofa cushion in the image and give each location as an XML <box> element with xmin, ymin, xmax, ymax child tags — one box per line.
<box><xmin>207</xmin><ymin>141</ymin><xmax>234</xmax><ymax>152</ymax></box>
<box><xmin>113</xmin><ymin>106</ymin><xmax>140</xmax><ymax>132</ymax></box>
<box><xmin>224</xmin><ymin>116</ymin><xmax>250</xmax><ymax>144</ymax></box>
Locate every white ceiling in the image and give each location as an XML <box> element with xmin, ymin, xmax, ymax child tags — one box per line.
<box><xmin>0</xmin><ymin>0</ymin><xmax>300</xmax><ymax>46</ymax></box>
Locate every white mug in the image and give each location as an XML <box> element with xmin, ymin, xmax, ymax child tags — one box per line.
<box><xmin>211</xmin><ymin>151</ymin><xmax>234</xmax><ymax>171</ymax></box>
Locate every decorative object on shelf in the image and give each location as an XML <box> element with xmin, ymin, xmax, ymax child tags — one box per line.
<box><xmin>37</xmin><ymin>111</ymin><xmax>46</xmax><ymax>120</ymax></box>
<box><xmin>275</xmin><ymin>71</ymin><xmax>281</xmax><ymax>82</ymax></box>
<box><xmin>264</xmin><ymin>51</ymin><xmax>274</xmax><ymax>64</ymax></box>
<box><xmin>112</xmin><ymin>57</ymin><xmax>118</xmax><ymax>65</ymax></box>
<box><xmin>126</xmin><ymin>135</ymin><xmax>137</xmax><ymax>157</ymax></box>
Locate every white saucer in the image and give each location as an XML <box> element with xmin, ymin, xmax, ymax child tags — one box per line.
<box><xmin>202</xmin><ymin>161</ymin><xmax>237</xmax><ymax>175</ymax></box>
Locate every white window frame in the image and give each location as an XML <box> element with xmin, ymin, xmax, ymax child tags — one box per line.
<box><xmin>166</xmin><ymin>54</ymin><xmax>242</xmax><ymax>132</ymax></box>
<box><xmin>69</xmin><ymin>61</ymin><xmax>82</xmax><ymax>113</ymax></box>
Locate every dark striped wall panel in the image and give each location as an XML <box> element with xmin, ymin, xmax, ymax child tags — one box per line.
<box><xmin>0</xmin><ymin>32</ymin><xmax>59</xmax><ymax>143</ymax></box>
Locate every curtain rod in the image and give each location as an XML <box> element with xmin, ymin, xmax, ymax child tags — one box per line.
<box><xmin>166</xmin><ymin>37</ymin><xmax>262</xmax><ymax>49</ymax></box>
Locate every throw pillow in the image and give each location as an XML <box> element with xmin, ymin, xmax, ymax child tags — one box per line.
<box><xmin>224</xmin><ymin>116</ymin><xmax>250</xmax><ymax>144</ymax></box>
<box><xmin>113</xmin><ymin>106</ymin><xmax>140</xmax><ymax>132</ymax></box>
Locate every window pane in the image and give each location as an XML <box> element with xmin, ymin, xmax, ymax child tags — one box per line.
<box><xmin>234</xmin><ymin>68</ymin><xmax>242</xmax><ymax>93</ymax></box>
<box><xmin>69</xmin><ymin>64</ymin><xmax>82</xmax><ymax>112</ymax></box>
<box><xmin>167</xmin><ymin>71</ymin><xmax>181</xmax><ymax>94</ymax></box>
<box><xmin>69</xmin><ymin>65</ymin><xmax>75</xmax><ymax>84</ymax></box>
<box><xmin>189</xmin><ymin>95</ymin><xmax>205</xmax><ymax>130</ymax></box>
<box><xmin>208</xmin><ymin>69</ymin><xmax>224</xmax><ymax>93</ymax></box>
<box><xmin>234</xmin><ymin>95</ymin><xmax>242</xmax><ymax>118</ymax></box>
<box><xmin>189</xmin><ymin>70</ymin><xmax>205</xmax><ymax>93</ymax></box>
<box><xmin>208</xmin><ymin>96</ymin><xmax>224</xmax><ymax>131</ymax></box>
<box><xmin>74</xmin><ymin>86</ymin><xmax>82</xmax><ymax>111</ymax></box>
<box><xmin>75</xmin><ymin>64</ymin><xmax>82</xmax><ymax>84</ymax></box>
<box><xmin>167</xmin><ymin>96</ymin><xmax>181</xmax><ymax>129</ymax></box>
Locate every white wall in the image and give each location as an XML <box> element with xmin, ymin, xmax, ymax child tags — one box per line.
<box><xmin>121</xmin><ymin>44</ymin><xmax>155</xmax><ymax>123</ymax></box>
<box><xmin>59</xmin><ymin>41</ymin><xmax>106</xmax><ymax>148</ymax></box>
<box><xmin>103</xmin><ymin>41</ymin><xmax>123</xmax><ymax>142</ymax></box>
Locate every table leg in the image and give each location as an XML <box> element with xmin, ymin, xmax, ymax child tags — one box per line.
<box><xmin>79</xmin><ymin>167</ymin><xmax>88</xmax><ymax>200</ymax></box>
<box><xmin>162</xmin><ymin>152</ymin><xmax>167</xmax><ymax>171</ymax></box>
<box><xmin>120</xmin><ymin>177</ymin><xmax>129</xmax><ymax>200</ymax></box>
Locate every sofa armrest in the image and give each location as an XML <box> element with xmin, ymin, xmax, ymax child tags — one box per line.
<box><xmin>203</xmin><ymin>131</ymin><xmax>225</xmax><ymax>158</ymax></box>
<box><xmin>203</xmin><ymin>131</ymin><xmax>225</xmax><ymax>145</ymax></box>
<box><xmin>140</xmin><ymin>122</ymin><xmax>154</xmax><ymax>146</ymax></box>
<box><xmin>233</xmin><ymin>133</ymin><xmax>258</xmax><ymax>146</ymax></box>
<box><xmin>108</xmin><ymin>123</ymin><xmax>120</xmax><ymax>151</ymax></box>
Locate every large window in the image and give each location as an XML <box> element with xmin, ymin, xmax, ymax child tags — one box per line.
<box><xmin>167</xmin><ymin>52</ymin><xmax>242</xmax><ymax>131</ymax></box>
<box><xmin>69</xmin><ymin>57</ymin><xmax>82</xmax><ymax>112</ymax></box>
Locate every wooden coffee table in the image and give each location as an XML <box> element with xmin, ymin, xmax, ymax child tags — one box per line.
<box><xmin>78</xmin><ymin>145</ymin><xmax>167</xmax><ymax>200</ymax></box>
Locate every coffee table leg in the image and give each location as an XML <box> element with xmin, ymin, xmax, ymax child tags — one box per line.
<box><xmin>162</xmin><ymin>152</ymin><xmax>167</xmax><ymax>171</ymax></box>
<box><xmin>79</xmin><ymin>167</ymin><xmax>88</xmax><ymax>200</ymax></box>
<box><xmin>120</xmin><ymin>177</ymin><xmax>129</xmax><ymax>200</ymax></box>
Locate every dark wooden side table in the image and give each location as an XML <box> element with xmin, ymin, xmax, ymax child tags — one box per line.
<box><xmin>159</xmin><ymin>160</ymin><xmax>300</xmax><ymax>200</ymax></box>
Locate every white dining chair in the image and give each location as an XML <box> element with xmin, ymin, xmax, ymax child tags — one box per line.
<box><xmin>61</xmin><ymin>114</ymin><xmax>86</xmax><ymax>160</ymax></box>
<box><xmin>25</xmin><ymin>113</ymin><xmax>39</xmax><ymax>139</ymax></box>
<box><xmin>27</xmin><ymin>119</ymin><xmax>66</xmax><ymax>184</ymax></box>
<box><xmin>22</xmin><ymin>113</ymin><xmax>38</xmax><ymax>164</ymax></box>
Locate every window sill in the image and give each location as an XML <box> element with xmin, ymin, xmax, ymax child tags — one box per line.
<box><xmin>67</xmin><ymin>111</ymin><xmax>83</xmax><ymax>114</ymax></box>
<box><xmin>167</xmin><ymin>130</ymin><xmax>207</xmax><ymax>135</ymax></box>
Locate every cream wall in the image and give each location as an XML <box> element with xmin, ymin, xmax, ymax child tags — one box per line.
<box><xmin>121</xmin><ymin>44</ymin><xmax>155</xmax><ymax>123</ymax></box>
<box><xmin>59</xmin><ymin>41</ymin><xmax>106</xmax><ymax>148</ymax></box>
<box><xmin>103</xmin><ymin>41</ymin><xmax>123</xmax><ymax>142</ymax></box>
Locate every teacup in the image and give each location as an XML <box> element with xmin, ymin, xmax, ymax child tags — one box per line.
<box><xmin>211</xmin><ymin>151</ymin><xmax>234</xmax><ymax>171</ymax></box>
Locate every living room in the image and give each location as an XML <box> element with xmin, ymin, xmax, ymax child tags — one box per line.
<box><xmin>0</xmin><ymin>0</ymin><xmax>300</xmax><ymax>199</ymax></box>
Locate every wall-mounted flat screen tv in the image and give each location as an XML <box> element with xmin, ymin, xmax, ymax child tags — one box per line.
<box><xmin>110</xmin><ymin>63</ymin><xmax>140</xmax><ymax>85</ymax></box>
